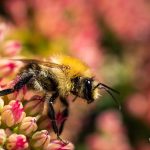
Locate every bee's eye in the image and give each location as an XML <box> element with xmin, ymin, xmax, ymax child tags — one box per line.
<box><xmin>85</xmin><ymin>79</ymin><xmax>92</xmax><ymax>88</ymax></box>
<box><xmin>83</xmin><ymin>78</ymin><xmax>93</xmax><ymax>103</ymax></box>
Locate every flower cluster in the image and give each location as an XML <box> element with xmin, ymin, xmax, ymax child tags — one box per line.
<box><xmin>0</xmin><ymin>22</ymin><xmax>22</xmax><ymax>87</ymax></box>
<box><xmin>86</xmin><ymin>111</ymin><xmax>132</xmax><ymax>150</ymax></box>
<box><xmin>94</xmin><ymin>0</ymin><xmax>150</xmax><ymax>43</ymax></box>
<box><xmin>1</xmin><ymin>1</ymin><xmax>150</xmax><ymax>149</ymax></box>
<box><xmin>0</xmin><ymin>23</ymin><xmax>21</xmax><ymax>57</ymax></box>
<box><xmin>126</xmin><ymin>92</ymin><xmax>150</xmax><ymax>124</ymax></box>
<box><xmin>4</xmin><ymin>0</ymin><xmax>103</xmax><ymax>71</ymax></box>
<box><xmin>0</xmin><ymin>23</ymin><xmax>74</xmax><ymax>150</ymax></box>
<box><xmin>0</xmin><ymin>85</ymin><xmax>74</xmax><ymax>150</ymax></box>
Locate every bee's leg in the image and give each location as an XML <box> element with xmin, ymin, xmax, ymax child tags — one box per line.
<box><xmin>0</xmin><ymin>89</ymin><xmax>14</xmax><ymax>96</ymax></box>
<box><xmin>59</xmin><ymin>97</ymin><xmax>69</xmax><ymax>135</ymax></box>
<box><xmin>47</xmin><ymin>92</ymin><xmax>60</xmax><ymax>137</ymax></box>
<box><xmin>0</xmin><ymin>73</ymin><xmax>33</xmax><ymax>96</ymax></box>
<box><xmin>48</xmin><ymin>94</ymin><xmax>68</xmax><ymax>144</ymax></box>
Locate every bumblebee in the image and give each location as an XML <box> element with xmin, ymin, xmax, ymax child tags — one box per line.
<box><xmin>0</xmin><ymin>55</ymin><xmax>119</xmax><ymax>142</ymax></box>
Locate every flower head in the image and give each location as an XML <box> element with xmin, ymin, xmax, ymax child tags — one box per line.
<box><xmin>19</xmin><ymin>116</ymin><xmax>38</xmax><ymax>136</ymax></box>
<box><xmin>2</xmin><ymin>40</ymin><xmax>22</xmax><ymax>57</ymax></box>
<box><xmin>24</xmin><ymin>95</ymin><xmax>44</xmax><ymax>116</ymax></box>
<box><xmin>0</xmin><ymin>129</ymin><xmax>6</xmax><ymax>146</ymax></box>
<box><xmin>31</xmin><ymin>130</ymin><xmax>51</xmax><ymax>149</ymax></box>
<box><xmin>1</xmin><ymin>100</ymin><xmax>25</xmax><ymax>127</ymax></box>
<box><xmin>46</xmin><ymin>140</ymin><xmax>74</xmax><ymax>150</ymax></box>
<box><xmin>6</xmin><ymin>134</ymin><xmax>28</xmax><ymax>150</ymax></box>
<box><xmin>0</xmin><ymin>61</ymin><xmax>18</xmax><ymax>79</ymax></box>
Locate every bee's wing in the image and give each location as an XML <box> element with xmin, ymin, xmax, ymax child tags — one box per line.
<box><xmin>11</xmin><ymin>58</ymin><xmax>70</xmax><ymax>70</ymax></box>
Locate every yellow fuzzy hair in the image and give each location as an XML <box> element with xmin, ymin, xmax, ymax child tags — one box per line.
<box><xmin>50</xmin><ymin>55</ymin><xmax>92</xmax><ymax>78</ymax></box>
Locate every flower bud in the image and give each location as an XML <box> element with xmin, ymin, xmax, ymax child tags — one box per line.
<box><xmin>46</xmin><ymin>140</ymin><xmax>74</xmax><ymax>150</ymax></box>
<box><xmin>31</xmin><ymin>130</ymin><xmax>51</xmax><ymax>149</ymax></box>
<box><xmin>19</xmin><ymin>116</ymin><xmax>38</xmax><ymax>136</ymax></box>
<box><xmin>1</xmin><ymin>100</ymin><xmax>26</xmax><ymax>127</ymax></box>
<box><xmin>8</xmin><ymin>76</ymin><xmax>27</xmax><ymax>100</ymax></box>
<box><xmin>6</xmin><ymin>134</ymin><xmax>28</xmax><ymax>150</ymax></box>
<box><xmin>0</xmin><ymin>61</ymin><xmax>17</xmax><ymax>78</ymax></box>
<box><xmin>0</xmin><ymin>129</ymin><xmax>6</xmax><ymax>146</ymax></box>
<box><xmin>24</xmin><ymin>95</ymin><xmax>44</xmax><ymax>116</ymax></box>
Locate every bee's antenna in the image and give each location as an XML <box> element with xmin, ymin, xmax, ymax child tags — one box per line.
<box><xmin>96</xmin><ymin>83</ymin><xmax>121</xmax><ymax>110</ymax></box>
<box><xmin>98</xmin><ymin>83</ymin><xmax>120</xmax><ymax>94</ymax></box>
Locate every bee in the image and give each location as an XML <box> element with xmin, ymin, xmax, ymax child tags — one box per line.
<box><xmin>0</xmin><ymin>55</ymin><xmax>120</xmax><ymax>142</ymax></box>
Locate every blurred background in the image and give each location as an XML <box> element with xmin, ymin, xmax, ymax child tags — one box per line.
<box><xmin>0</xmin><ymin>0</ymin><xmax>150</xmax><ymax>150</ymax></box>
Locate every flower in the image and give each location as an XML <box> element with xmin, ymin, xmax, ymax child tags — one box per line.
<box><xmin>46</xmin><ymin>140</ymin><xmax>74</xmax><ymax>150</ymax></box>
<box><xmin>2</xmin><ymin>40</ymin><xmax>22</xmax><ymax>57</ymax></box>
<box><xmin>0</xmin><ymin>129</ymin><xmax>6</xmax><ymax>146</ymax></box>
<box><xmin>8</xmin><ymin>76</ymin><xmax>27</xmax><ymax>100</ymax></box>
<box><xmin>96</xmin><ymin>0</ymin><xmax>150</xmax><ymax>43</ymax></box>
<box><xmin>24</xmin><ymin>95</ymin><xmax>44</xmax><ymax>116</ymax></box>
<box><xmin>126</xmin><ymin>93</ymin><xmax>148</xmax><ymax>119</ymax></box>
<box><xmin>0</xmin><ymin>61</ymin><xmax>18</xmax><ymax>78</ymax></box>
<box><xmin>6</xmin><ymin>134</ymin><xmax>28</xmax><ymax>150</ymax></box>
<box><xmin>1</xmin><ymin>100</ymin><xmax>26</xmax><ymax>127</ymax></box>
<box><xmin>0</xmin><ymin>20</ymin><xmax>75</xmax><ymax>149</ymax></box>
<box><xmin>19</xmin><ymin>116</ymin><xmax>38</xmax><ymax>136</ymax></box>
<box><xmin>31</xmin><ymin>130</ymin><xmax>51</xmax><ymax>149</ymax></box>
<box><xmin>86</xmin><ymin>111</ymin><xmax>132</xmax><ymax>150</ymax></box>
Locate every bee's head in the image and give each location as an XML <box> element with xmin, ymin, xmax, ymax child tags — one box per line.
<box><xmin>71</xmin><ymin>77</ymin><xmax>120</xmax><ymax>109</ymax></box>
<box><xmin>81</xmin><ymin>78</ymin><xmax>99</xmax><ymax>104</ymax></box>
<box><xmin>71</xmin><ymin>77</ymin><xmax>100</xmax><ymax>103</ymax></box>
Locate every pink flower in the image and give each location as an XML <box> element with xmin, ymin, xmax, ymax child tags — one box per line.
<box><xmin>8</xmin><ymin>76</ymin><xmax>27</xmax><ymax>100</ymax></box>
<box><xmin>0</xmin><ymin>61</ymin><xmax>18</xmax><ymax>78</ymax></box>
<box><xmin>19</xmin><ymin>116</ymin><xmax>38</xmax><ymax>136</ymax></box>
<box><xmin>6</xmin><ymin>134</ymin><xmax>28</xmax><ymax>150</ymax></box>
<box><xmin>86</xmin><ymin>111</ymin><xmax>133</xmax><ymax>150</ymax></box>
<box><xmin>96</xmin><ymin>111</ymin><xmax>125</xmax><ymax>135</ymax></box>
<box><xmin>0</xmin><ymin>129</ymin><xmax>6</xmax><ymax>146</ymax></box>
<box><xmin>3</xmin><ymin>40</ymin><xmax>22</xmax><ymax>56</ymax></box>
<box><xmin>31</xmin><ymin>130</ymin><xmax>51</xmax><ymax>149</ymax></box>
<box><xmin>126</xmin><ymin>93</ymin><xmax>148</xmax><ymax>119</ymax></box>
<box><xmin>46</xmin><ymin>140</ymin><xmax>74</xmax><ymax>150</ymax></box>
<box><xmin>24</xmin><ymin>95</ymin><xmax>44</xmax><ymax>116</ymax></box>
<box><xmin>1</xmin><ymin>100</ymin><xmax>25</xmax><ymax>127</ymax></box>
<box><xmin>96</xmin><ymin>0</ymin><xmax>150</xmax><ymax>43</ymax></box>
<box><xmin>4</xmin><ymin>0</ymin><xmax>28</xmax><ymax>26</ymax></box>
